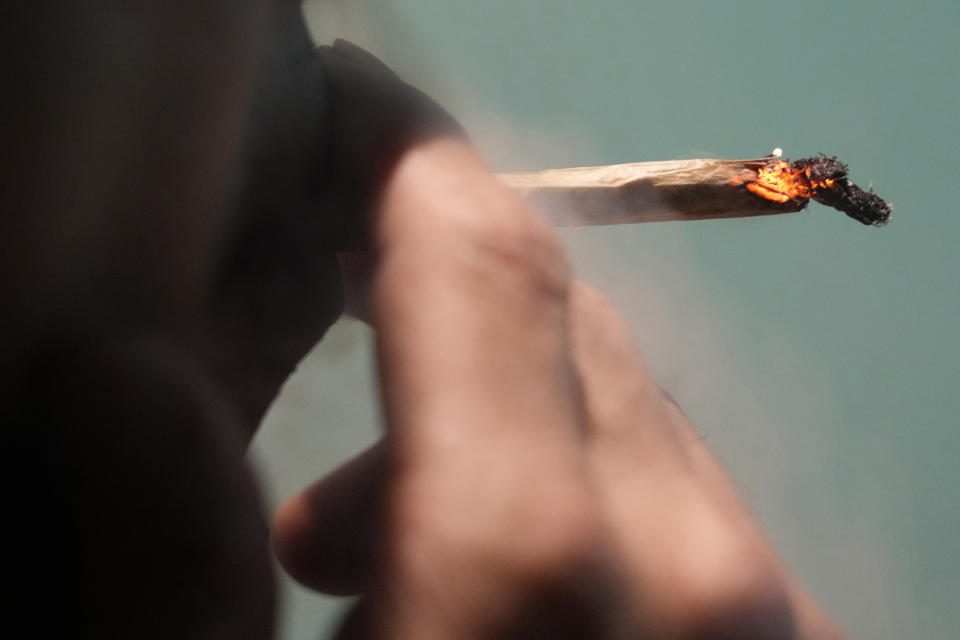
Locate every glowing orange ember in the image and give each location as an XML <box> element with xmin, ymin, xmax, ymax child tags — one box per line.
<box><xmin>740</xmin><ymin>159</ymin><xmax>840</xmax><ymax>204</ymax></box>
<box><xmin>732</xmin><ymin>154</ymin><xmax>892</xmax><ymax>226</ymax></box>
<box><xmin>746</xmin><ymin>161</ymin><xmax>802</xmax><ymax>202</ymax></box>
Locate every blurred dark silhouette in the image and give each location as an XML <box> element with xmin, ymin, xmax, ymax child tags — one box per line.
<box><xmin>0</xmin><ymin>2</ymin><xmax>431</xmax><ymax>636</ymax></box>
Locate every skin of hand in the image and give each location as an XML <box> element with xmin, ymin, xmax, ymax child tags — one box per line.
<box><xmin>2</xmin><ymin>1</ymin><xmax>843</xmax><ymax>635</ymax></box>
<box><xmin>272</xmin><ymin>138</ymin><xmax>847</xmax><ymax>640</ymax></box>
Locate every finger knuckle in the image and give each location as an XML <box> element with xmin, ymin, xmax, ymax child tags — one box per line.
<box><xmin>511</xmin><ymin>487</ymin><xmax>603</xmax><ymax>576</ymax></box>
<box><xmin>457</xmin><ymin>207</ymin><xmax>570</xmax><ymax>305</ymax></box>
<box><xmin>570</xmin><ymin>283</ymin><xmax>621</xmax><ymax>325</ymax></box>
<box><xmin>570</xmin><ymin>283</ymin><xmax>642</xmax><ymax>358</ymax></box>
<box><xmin>399</xmin><ymin>476</ymin><xmax>601</xmax><ymax>581</ymax></box>
<box><xmin>661</xmin><ymin>529</ymin><xmax>794</xmax><ymax>639</ymax></box>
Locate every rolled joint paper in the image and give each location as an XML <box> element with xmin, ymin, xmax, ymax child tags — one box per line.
<box><xmin>497</xmin><ymin>152</ymin><xmax>891</xmax><ymax>227</ymax></box>
<box><xmin>497</xmin><ymin>157</ymin><xmax>804</xmax><ymax>226</ymax></box>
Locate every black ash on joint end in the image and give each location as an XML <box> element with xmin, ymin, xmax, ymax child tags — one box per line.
<box><xmin>795</xmin><ymin>155</ymin><xmax>893</xmax><ymax>226</ymax></box>
<box><xmin>810</xmin><ymin>179</ymin><xmax>893</xmax><ymax>226</ymax></box>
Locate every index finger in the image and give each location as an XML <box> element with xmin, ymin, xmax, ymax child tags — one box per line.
<box><xmin>369</xmin><ymin>139</ymin><xmax>608</xmax><ymax>637</ymax></box>
<box><xmin>372</xmin><ymin>138</ymin><xmax>583</xmax><ymax>458</ymax></box>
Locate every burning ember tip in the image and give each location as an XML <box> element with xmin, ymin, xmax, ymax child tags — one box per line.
<box><xmin>744</xmin><ymin>153</ymin><xmax>892</xmax><ymax>226</ymax></box>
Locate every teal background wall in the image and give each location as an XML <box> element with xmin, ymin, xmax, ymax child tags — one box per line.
<box><xmin>251</xmin><ymin>1</ymin><xmax>960</xmax><ymax>637</ymax></box>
